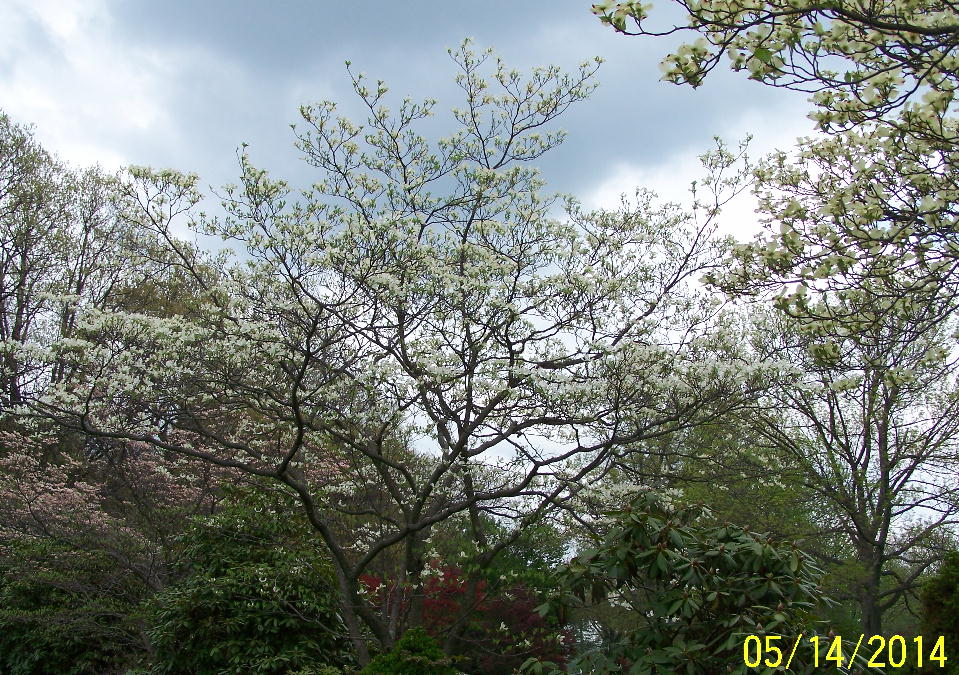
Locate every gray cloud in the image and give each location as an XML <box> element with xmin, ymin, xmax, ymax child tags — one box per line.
<box><xmin>3</xmin><ymin>0</ymin><xmax>816</xmax><ymax>229</ymax></box>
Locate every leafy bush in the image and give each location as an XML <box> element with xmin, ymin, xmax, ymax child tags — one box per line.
<box><xmin>359</xmin><ymin>627</ymin><xmax>458</xmax><ymax>675</ymax></box>
<box><xmin>0</xmin><ymin>540</ymin><xmax>147</xmax><ymax>675</ymax></box>
<box><xmin>918</xmin><ymin>551</ymin><xmax>959</xmax><ymax>674</ymax></box>
<box><xmin>418</xmin><ymin>566</ymin><xmax>571</xmax><ymax>672</ymax></box>
<box><xmin>523</xmin><ymin>490</ymin><xmax>854</xmax><ymax>675</ymax></box>
<box><xmin>147</xmin><ymin>486</ymin><xmax>354</xmax><ymax>674</ymax></box>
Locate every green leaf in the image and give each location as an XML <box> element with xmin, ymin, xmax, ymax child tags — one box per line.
<box><xmin>753</xmin><ymin>47</ymin><xmax>773</xmax><ymax>64</ymax></box>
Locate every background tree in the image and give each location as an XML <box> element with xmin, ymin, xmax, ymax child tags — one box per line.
<box><xmin>0</xmin><ymin>111</ymin><xmax>211</xmax><ymax>413</ymax></box>
<box><xmin>597</xmin><ymin>417</ymin><xmax>828</xmax><ymax>542</ymax></box>
<box><xmin>0</xmin><ymin>112</ymin><xmax>72</xmax><ymax>406</ymax></box>
<box><xmin>0</xmin><ymin>431</ymin><xmax>226</xmax><ymax>593</ymax></box>
<box><xmin>728</xmin><ymin>304</ymin><xmax>959</xmax><ymax>635</ymax></box>
<box><xmin>0</xmin><ymin>111</ymin><xmax>241</xmax><ymax>672</ymax></box>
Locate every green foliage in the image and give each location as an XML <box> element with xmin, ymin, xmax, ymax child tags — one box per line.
<box><xmin>524</xmin><ymin>490</ymin><xmax>855</xmax><ymax>675</ymax></box>
<box><xmin>147</xmin><ymin>486</ymin><xmax>354</xmax><ymax>674</ymax></box>
<box><xmin>660</xmin><ymin>423</ymin><xmax>868</xmax><ymax>630</ymax></box>
<box><xmin>0</xmin><ymin>539</ymin><xmax>147</xmax><ymax>675</ymax></box>
<box><xmin>359</xmin><ymin>627</ymin><xmax>458</xmax><ymax>675</ymax></box>
<box><xmin>432</xmin><ymin>513</ymin><xmax>569</xmax><ymax>589</ymax></box>
<box><xmin>918</xmin><ymin>552</ymin><xmax>959</xmax><ymax>674</ymax></box>
<box><xmin>637</xmin><ymin>422</ymin><xmax>824</xmax><ymax>542</ymax></box>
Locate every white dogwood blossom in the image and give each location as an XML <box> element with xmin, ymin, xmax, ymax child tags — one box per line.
<box><xmin>12</xmin><ymin>43</ymin><xmax>771</xmax><ymax>659</ymax></box>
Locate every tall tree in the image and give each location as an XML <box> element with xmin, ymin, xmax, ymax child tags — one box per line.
<box><xmin>15</xmin><ymin>43</ymin><xmax>763</xmax><ymax>662</ymax></box>
<box><xmin>0</xmin><ymin>112</ymin><xmax>70</xmax><ymax>406</ymax></box>
<box><xmin>592</xmin><ymin>0</ymin><xmax>959</xmax><ymax>634</ymax></box>
<box><xmin>731</xmin><ymin>303</ymin><xmax>959</xmax><ymax>635</ymax></box>
<box><xmin>0</xmin><ymin>112</ymin><xmax>202</xmax><ymax>411</ymax></box>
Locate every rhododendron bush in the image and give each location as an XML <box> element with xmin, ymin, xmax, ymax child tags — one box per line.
<box><xmin>0</xmin><ymin>539</ymin><xmax>147</xmax><ymax>674</ymax></box>
<box><xmin>147</xmin><ymin>486</ymin><xmax>354</xmax><ymax>674</ymax></box>
<box><xmin>520</xmin><ymin>490</ymin><xmax>861</xmax><ymax>675</ymax></box>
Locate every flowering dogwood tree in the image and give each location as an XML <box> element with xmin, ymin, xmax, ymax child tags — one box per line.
<box><xmin>591</xmin><ymin>0</ymin><xmax>959</xmax><ymax>137</ymax></box>
<box><xmin>592</xmin><ymin>0</ymin><xmax>959</xmax><ymax>324</ymax></box>
<box><xmin>16</xmin><ymin>43</ymin><xmax>767</xmax><ymax>662</ymax></box>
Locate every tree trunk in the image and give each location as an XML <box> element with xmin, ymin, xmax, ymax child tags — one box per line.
<box><xmin>860</xmin><ymin>588</ymin><xmax>882</xmax><ymax>636</ymax></box>
<box><xmin>332</xmin><ymin>567</ymin><xmax>371</xmax><ymax>665</ymax></box>
<box><xmin>859</xmin><ymin>558</ymin><xmax>883</xmax><ymax>636</ymax></box>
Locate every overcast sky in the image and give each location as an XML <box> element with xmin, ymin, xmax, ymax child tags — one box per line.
<box><xmin>2</xmin><ymin>0</ymin><xmax>817</xmax><ymax>239</ymax></box>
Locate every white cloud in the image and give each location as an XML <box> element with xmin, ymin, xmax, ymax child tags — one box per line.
<box><xmin>0</xmin><ymin>0</ymin><xmax>177</xmax><ymax>169</ymax></box>
<box><xmin>581</xmin><ymin>100</ymin><xmax>819</xmax><ymax>241</ymax></box>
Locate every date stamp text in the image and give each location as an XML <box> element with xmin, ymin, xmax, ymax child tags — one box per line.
<box><xmin>743</xmin><ymin>633</ymin><xmax>948</xmax><ymax>670</ymax></box>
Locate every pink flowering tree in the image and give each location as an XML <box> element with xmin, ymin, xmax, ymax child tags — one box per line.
<box><xmin>0</xmin><ymin>427</ymin><xmax>234</xmax><ymax>670</ymax></box>
<box><xmin>0</xmin><ymin>428</ymin><xmax>228</xmax><ymax>585</ymax></box>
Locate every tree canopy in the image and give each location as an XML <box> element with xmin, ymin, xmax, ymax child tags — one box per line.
<box><xmin>2</xmin><ymin>4</ymin><xmax>958</xmax><ymax>668</ymax></box>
